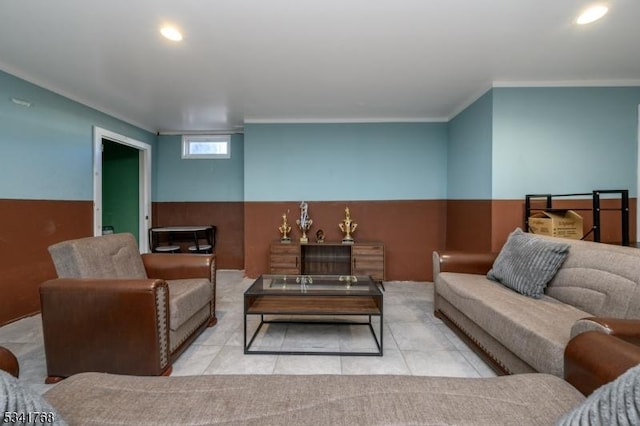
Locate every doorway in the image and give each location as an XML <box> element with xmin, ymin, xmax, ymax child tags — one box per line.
<box><xmin>93</xmin><ymin>126</ymin><xmax>152</xmax><ymax>252</ymax></box>
<box><xmin>102</xmin><ymin>141</ymin><xmax>139</xmax><ymax>240</ymax></box>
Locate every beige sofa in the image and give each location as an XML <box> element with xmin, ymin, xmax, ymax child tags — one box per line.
<box><xmin>2</xmin><ymin>332</ymin><xmax>639</xmax><ymax>425</ymax></box>
<box><xmin>433</xmin><ymin>232</ymin><xmax>640</xmax><ymax>377</ymax></box>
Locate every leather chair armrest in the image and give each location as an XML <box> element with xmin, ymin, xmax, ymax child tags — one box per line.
<box><xmin>571</xmin><ymin>317</ymin><xmax>640</xmax><ymax>345</ymax></box>
<box><xmin>0</xmin><ymin>346</ymin><xmax>19</xmax><ymax>378</ymax></box>
<box><xmin>40</xmin><ymin>278</ymin><xmax>171</xmax><ymax>381</ymax></box>
<box><xmin>564</xmin><ymin>331</ymin><xmax>640</xmax><ymax>396</ymax></box>
<box><xmin>433</xmin><ymin>251</ymin><xmax>497</xmax><ymax>277</ymax></box>
<box><xmin>40</xmin><ymin>277</ymin><xmax>166</xmax><ymax>293</ymax></box>
<box><xmin>142</xmin><ymin>253</ymin><xmax>215</xmax><ymax>282</ymax></box>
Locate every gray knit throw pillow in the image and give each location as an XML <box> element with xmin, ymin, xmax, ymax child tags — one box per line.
<box><xmin>0</xmin><ymin>370</ymin><xmax>67</xmax><ymax>425</ymax></box>
<box><xmin>487</xmin><ymin>228</ymin><xmax>570</xmax><ymax>299</ymax></box>
<box><xmin>557</xmin><ymin>363</ymin><xmax>640</xmax><ymax>425</ymax></box>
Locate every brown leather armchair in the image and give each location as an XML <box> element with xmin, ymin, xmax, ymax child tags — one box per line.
<box><xmin>40</xmin><ymin>233</ymin><xmax>216</xmax><ymax>383</ymax></box>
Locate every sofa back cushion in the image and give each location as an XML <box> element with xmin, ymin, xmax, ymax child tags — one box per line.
<box><xmin>48</xmin><ymin>233</ymin><xmax>147</xmax><ymax>279</ymax></box>
<box><xmin>544</xmin><ymin>236</ymin><xmax>640</xmax><ymax>318</ymax></box>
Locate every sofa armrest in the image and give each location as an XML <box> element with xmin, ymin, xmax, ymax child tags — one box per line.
<box><xmin>40</xmin><ymin>278</ymin><xmax>171</xmax><ymax>381</ymax></box>
<box><xmin>571</xmin><ymin>317</ymin><xmax>640</xmax><ymax>345</ymax></box>
<box><xmin>432</xmin><ymin>251</ymin><xmax>497</xmax><ymax>277</ymax></box>
<box><xmin>0</xmin><ymin>346</ymin><xmax>19</xmax><ymax>378</ymax></box>
<box><xmin>564</xmin><ymin>331</ymin><xmax>640</xmax><ymax>396</ymax></box>
<box><xmin>142</xmin><ymin>253</ymin><xmax>215</xmax><ymax>282</ymax></box>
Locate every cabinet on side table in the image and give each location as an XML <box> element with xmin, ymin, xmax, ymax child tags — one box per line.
<box><xmin>269</xmin><ymin>241</ymin><xmax>385</xmax><ymax>282</ymax></box>
<box><xmin>352</xmin><ymin>242</ymin><xmax>385</xmax><ymax>282</ymax></box>
<box><xmin>269</xmin><ymin>243</ymin><xmax>300</xmax><ymax>274</ymax></box>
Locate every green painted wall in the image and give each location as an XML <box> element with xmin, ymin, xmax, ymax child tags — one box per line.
<box><xmin>102</xmin><ymin>141</ymin><xmax>139</xmax><ymax>240</ymax></box>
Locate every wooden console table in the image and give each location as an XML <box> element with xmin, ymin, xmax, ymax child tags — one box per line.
<box><xmin>269</xmin><ymin>241</ymin><xmax>384</xmax><ymax>282</ymax></box>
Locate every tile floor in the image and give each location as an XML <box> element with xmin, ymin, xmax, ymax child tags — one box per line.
<box><xmin>0</xmin><ymin>270</ymin><xmax>496</xmax><ymax>395</ymax></box>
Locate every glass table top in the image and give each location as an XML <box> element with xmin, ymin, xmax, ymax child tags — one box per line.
<box><xmin>245</xmin><ymin>274</ymin><xmax>381</xmax><ymax>296</ymax></box>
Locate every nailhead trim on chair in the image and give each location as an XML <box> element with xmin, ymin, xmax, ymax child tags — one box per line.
<box><xmin>210</xmin><ymin>257</ymin><xmax>216</xmax><ymax>318</ymax></box>
<box><xmin>155</xmin><ymin>284</ymin><xmax>169</xmax><ymax>369</ymax></box>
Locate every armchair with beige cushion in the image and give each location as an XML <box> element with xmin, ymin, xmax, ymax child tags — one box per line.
<box><xmin>39</xmin><ymin>233</ymin><xmax>216</xmax><ymax>383</ymax></box>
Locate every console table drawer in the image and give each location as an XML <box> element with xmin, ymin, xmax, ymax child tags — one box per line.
<box><xmin>270</xmin><ymin>243</ymin><xmax>300</xmax><ymax>274</ymax></box>
<box><xmin>352</xmin><ymin>244</ymin><xmax>384</xmax><ymax>255</ymax></box>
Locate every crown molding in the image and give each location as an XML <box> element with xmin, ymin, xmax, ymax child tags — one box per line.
<box><xmin>243</xmin><ymin>117</ymin><xmax>448</xmax><ymax>124</ymax></box>
<box><xmin>446</xmin><ymin>79</ymin><xmax>640</xmax><ymax>121</ymax></box>
<box><xmin>5</xmin><ymin>60</ymin><xmax>638</xmax><ymax>132</ymax></box>
<box><xmin>157</xmin><ymin>129</ymin><xmax>244</xmax><ymax>136</ymax></box>
<box><xmin>445</xmin><ymin>83</ymin><xmax>493</xmax><ymax>121</ymax></box>
<box><xmin>0</xmin><ymin>64</ymin><xmax>156</xmax><ymax>134</ymax></box>
<box><xmin>492</xmin><ymin>79</ymin><xmax>640</xmax><ymax>88</ymax></box>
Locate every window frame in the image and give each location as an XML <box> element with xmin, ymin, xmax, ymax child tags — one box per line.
<box><xmin>181</xmin><ymin>135</ymin><xmax>231</xmax><ymax>159</ymax></box>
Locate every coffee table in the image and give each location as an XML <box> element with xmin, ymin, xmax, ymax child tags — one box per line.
<box><xmin>244</xmin><ymin>274</ymin><xmax>383</xmax><ymax>356</ymax></box>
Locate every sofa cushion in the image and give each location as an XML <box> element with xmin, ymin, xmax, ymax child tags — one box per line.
<box><xmin>487</xmin><ymin>228</ymin><xmax>570</xmax><ymax>299</ymax></box>
<box><xmin>48</xmin><ymin>233</ymin><xmax>147</xmax><ymax>279</ymax></box>
<box><xmin>44</xmin><ymin>372</ymin><xmax>584</xmax><ymax>425</ymax></box>
<box><xmin>557</xmin><ymin>363</ymin><xmax>640</xmax><ymax>425</ymax></box>
<box><xmin>167</xmin><ymin>279</ymin><xmax>213</xmax><ymax>331</ymax></box>
<box><xmin>436</xmin><ymin>272</ymin><xmax>589</xmax><ymax>376</ymax></box>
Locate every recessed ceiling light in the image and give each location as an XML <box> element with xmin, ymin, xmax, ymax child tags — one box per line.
<box><xmin>160</xmin><ymin>26</ymin><xmax>183</xmax><ymax>41</ymax></box>
<box><xmin>576</xmin><ymin>4</ymin><xmax>609</xmax><ymax>25</ymax></box>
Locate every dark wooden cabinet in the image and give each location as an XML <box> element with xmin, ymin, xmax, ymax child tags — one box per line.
<box><xmin>269</xmin><ymin>243</ymin><xmax>300</xmax><ymax>274</ymax></box>
<box><xmin>302</xmin><ymin>244</ymin><xmax>351</xmax><ymax>275</ymax></box>
<box><xmin>269</xmin><ymin>242</ymin><xmax>384</xmax><ymax>281</ymax></box>
<box><xmin>352</xmin><ymin>242</ymin><xmax>385</xmax><ymax>281</ymax></box>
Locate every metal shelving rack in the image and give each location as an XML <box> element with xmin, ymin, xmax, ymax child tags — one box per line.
<box><xmin>525</xmin><ymin>189</ymin><xmax>629</xmax><ymax>246</ymax></box>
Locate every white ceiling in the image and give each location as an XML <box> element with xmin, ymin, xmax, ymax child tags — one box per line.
<box><xmin>1</xmin><ymin>0</ymin><xmax>639</xmax><ymax>133</ymax></box>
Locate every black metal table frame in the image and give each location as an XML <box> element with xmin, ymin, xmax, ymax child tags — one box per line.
<box><xmin>244</xmin><ymin>312</ymin><xmax>383</xmax><ymax>356</ymax></box>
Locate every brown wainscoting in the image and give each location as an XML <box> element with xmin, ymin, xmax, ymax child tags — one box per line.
<box><xmin>491</xmin><ymin>198</ymin><xmax>637</xmax><ymax>252</ymax></box>
<box><xmin>0</xmin><ymin>199</ymin><xmax>92</xmax><ymax>326</ymax></box>
<box><xmin>244</xmin><ymin>200</ymin><xmax>447</xmax><ymax>281</ymax></box>
<box><xmin>445</xmin><ymin>200</ymin><xmax>492</xmax><ymax>252</ymax></box>
<box><xmin>491</xmin><ymin>199</ymin><xmax>526</xmax><ymax>252</ymax></box>
<box><xmin>152</xmin><ymin>202</ymin><xmax>244</xmax><ymax>270</ymax></box>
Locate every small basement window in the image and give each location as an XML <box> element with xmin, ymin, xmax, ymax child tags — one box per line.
<box><xmin>182</xmin><ymin>135</ymin><xmax>231</xmax><ymax>159</ymax></box>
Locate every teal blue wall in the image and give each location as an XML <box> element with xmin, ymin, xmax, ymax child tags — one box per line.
<box><xmin>3</xmin><ymin>67</ymin><xmax>639</xmax><ymax>205</ymax></box>
<box><xmin>492</xmin><ymin>87</ymin><xmax>640</xmax><ymax>199</ymax></box>
<box><xmin>155</xmin><ymin>134</ymin><xmax>244</xmax><ymax>201</ymax></box>
<box><xmin>0</xmin><ymin>70</ymin><xmax>156</xmax><ymax>200</ymax></box>
<box><xmin>243</xmin><ymin>123</ymin><xmax>448</xmax><ymax>201</ymax></box>
<box><xmin>447</xmin><ymin>91</ymin><xmax>493</xmax><ymax>199</ymax></box>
